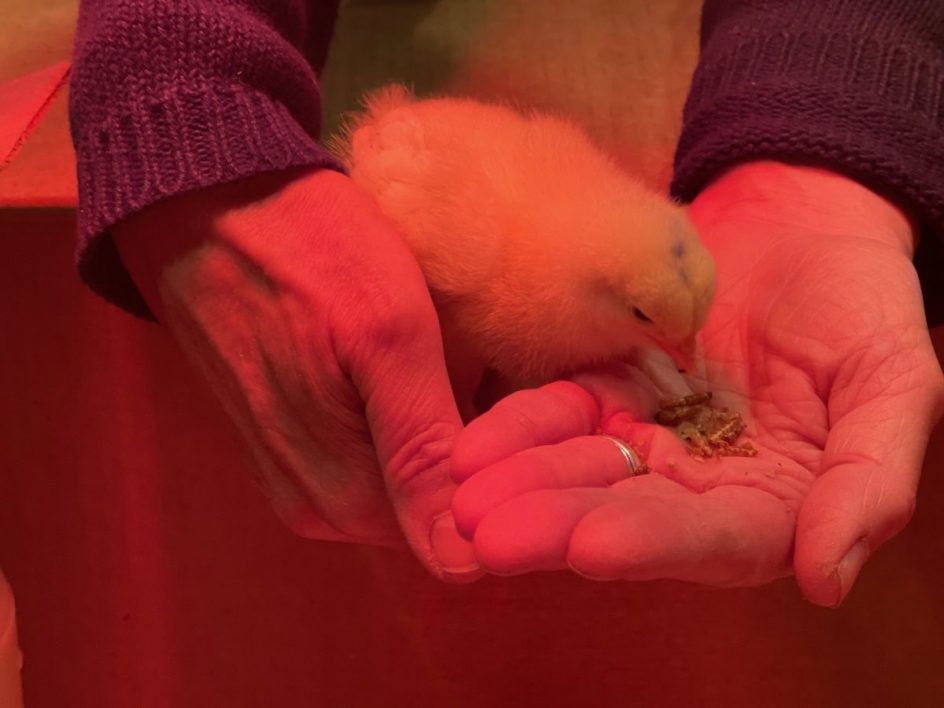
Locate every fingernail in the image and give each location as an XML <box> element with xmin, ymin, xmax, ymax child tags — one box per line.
<box><xmin>834</xmin><ymin>539</ymin><xmax>870</xmax><ymax>607</ymax></box>
<box><xmin>430</xmin><ymin>512</ymin><xmax>481</xmax><ymax>576</ymax></box>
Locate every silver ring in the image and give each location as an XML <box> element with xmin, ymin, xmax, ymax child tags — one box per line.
<box><xmin>601</xmin><ymin>435</ymin><xmax>644</xmax><ymax>476</ymax></box>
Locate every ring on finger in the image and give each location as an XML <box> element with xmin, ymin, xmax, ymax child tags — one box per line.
<box><xmin>600</xmin><ymin>435</ymin><xmax>647</xmax><ymax>477</ymax></box>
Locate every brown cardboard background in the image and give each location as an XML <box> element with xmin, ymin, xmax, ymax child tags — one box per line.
<box><xmin>0</xmin><ymin>0</ymin><xmax>77</xmax><ymax>84</ymax></box>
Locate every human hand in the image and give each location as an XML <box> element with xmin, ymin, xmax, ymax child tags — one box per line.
<box><xmin>114</xmin><ymin>168</ymin><xmax>480</xmax><ymax>581</ymax></box>
<box><xmin>450</xmin><ymin>162</ymin><xmax>944</xmax><ymax>604</ymax></box>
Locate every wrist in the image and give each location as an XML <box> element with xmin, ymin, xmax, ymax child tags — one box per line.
<box><xmin>689</xmin><ymin>161</ymin><xmax>917</xmax><ymax>258</ymax></box>
<box><xmin>113</xmin><ymin>169</ymin><xmax>321</xmax><ymax>319</ymax></box>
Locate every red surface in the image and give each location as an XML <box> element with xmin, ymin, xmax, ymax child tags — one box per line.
<box><xmin>1</xmin><ymin>208</ymin><xmax>943</xmax><ymax>707</ymax></box>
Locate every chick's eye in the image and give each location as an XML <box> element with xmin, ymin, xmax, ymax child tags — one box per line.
<box><xmin>632</xmin><ymin>307</ymin><xmax>652</xmax><ymax>323</ymax></box>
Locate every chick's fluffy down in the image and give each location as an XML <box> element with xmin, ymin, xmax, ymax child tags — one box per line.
<box><xmin>333</xmin><ymin>85</ymin><xmax>715</xmax><ymax>390</ymax></box>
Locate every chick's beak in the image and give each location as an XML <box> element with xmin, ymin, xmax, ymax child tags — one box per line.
<box><xmin>665</xmin><ymin>335</ymin><xmax>697</xmax><ymax>373</ymax></box>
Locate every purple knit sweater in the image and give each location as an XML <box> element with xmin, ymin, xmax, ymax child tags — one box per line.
<box><xmin>69</xmin><ymin>0</ymin><xmax>944</xmax><ymax>322</ymax></box>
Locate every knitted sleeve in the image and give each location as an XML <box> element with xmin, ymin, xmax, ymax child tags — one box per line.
<box><xmin>671</xmin><ymin>1</ymin><xmax>944</xmax><ymax>324</ymax></box>
<box><xmin>69</xmin><ymin>0</ymin><xmax>343</xmax><ymax>318</ymax></box>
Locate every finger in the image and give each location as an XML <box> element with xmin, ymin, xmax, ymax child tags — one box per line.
<box><xmin>472</xmin><ymin>475</ymin><xmax>794</xmax><ymax>583</ymax></box>
<box><xmin>450</xmin><ymin>381</ymin><xmax>600</xmax><ymax>482</ymax></box>
<box><xmin>567</xmin><ymin>476</ymin><xmax>795</xmax><ymax>586</ymax></box>
<box><xmin>354</xmin><ymin>302</ymin><xmax>483</xmax><ymax>583</ymax></box>
<box><xmin>795</xmin><ymin>341</ymin><xmax>944</xmax><ymax>606</ymax></box>
<box><xmin>571</xmin><ymin>356</ymin><xmax>688</xmax><ymax>419</ymax></box>
<box><xmin>452</xmin><ymin>435</ymin><xmax>639</xmax><ymax>539</ymax></box>
<box><xmin>472</xmin><ymin>488</ymin><xmax>614</xmax><ymax>574</ymax></box>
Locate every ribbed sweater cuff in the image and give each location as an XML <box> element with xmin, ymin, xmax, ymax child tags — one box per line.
<box><xmin>672</xmin><ymin>6</ymin><xmax>944</xmax><ymax>323</ymax></box>
<box><xmin>72</xmin><ymin>80</ymin><xmax>345</xmax><ymax>320</ymax></box>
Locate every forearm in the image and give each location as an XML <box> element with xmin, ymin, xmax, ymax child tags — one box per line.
<box><xmin>69</xmin><ymin>0</ymin><xmax>343</xmax><ymax>318</ymax></box>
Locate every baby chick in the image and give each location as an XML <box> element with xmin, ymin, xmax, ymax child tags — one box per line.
<box><xmin>334</xmin><ymin>85</ymin><xmax>715</xmax><ymax>412</ymax></box>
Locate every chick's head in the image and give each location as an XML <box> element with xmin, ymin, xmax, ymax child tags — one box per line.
<box><xmin>577</xmin><ymin>198</ymin><xmax>716</xmax><ymax>371</ymax></box>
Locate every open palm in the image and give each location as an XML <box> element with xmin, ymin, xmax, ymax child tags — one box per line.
<box><xmin>449</xmin><ymin>164</ymin><xmax>944</xmax><ymax>605</ymax></box>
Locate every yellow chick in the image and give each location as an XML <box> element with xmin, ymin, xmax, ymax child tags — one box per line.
<box><xmin>334</xmin><ymin>85</ymin><xmax>715</xmax><ymax>412</ymax></box>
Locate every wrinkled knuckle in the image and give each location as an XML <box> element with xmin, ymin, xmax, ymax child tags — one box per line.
<box><xmin>388</xmin><ymin>420</ymin><xmax>458</xmax><ymax>487</ymax></box>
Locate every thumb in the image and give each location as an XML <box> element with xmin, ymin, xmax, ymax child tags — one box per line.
<box><xmin>795</xmin><ymin>343</ymin><xmax>944</xmax><ymax>607</ymax></box>
<box><xmin>354</xmin><ymin>312</ymin><xmax>483</xmax><ymax>583</ymax></box>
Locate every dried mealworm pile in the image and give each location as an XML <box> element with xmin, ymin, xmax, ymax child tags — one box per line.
<box><xmin>654</xmin><ymin>392</ymin><xmax>757</xmax><ymax>460</ymax></box>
